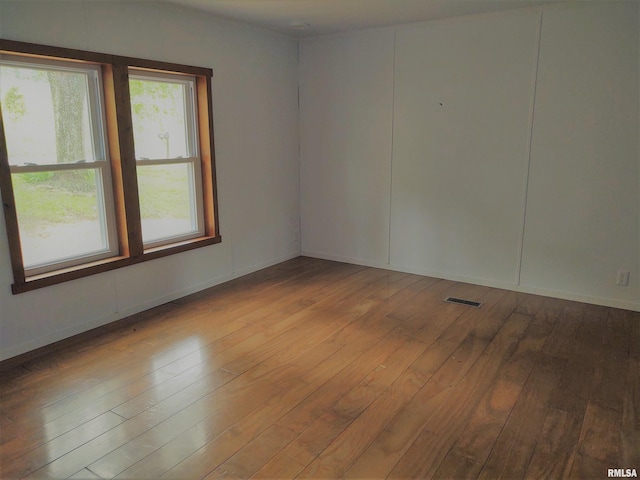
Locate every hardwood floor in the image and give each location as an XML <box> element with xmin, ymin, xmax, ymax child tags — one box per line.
<box><xmin>0</xmin><ymin>257</ymin><xmax>638</xmax><ymax>479</ymax></box>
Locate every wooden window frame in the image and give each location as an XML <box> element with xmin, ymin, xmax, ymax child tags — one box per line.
<box><xmin>129</xmin><ymin>70</ymin><xmax>205</xmax><ymax>248</ymax></box>
<box><xmin>0</xmin><ymin>40</ymin><xmax>221</xmax><ymax>294</ymax></box>
<box><xmin>2</xmin><ymin>56</ymin><xmax>120</xmax><ymax>276</ymax></box>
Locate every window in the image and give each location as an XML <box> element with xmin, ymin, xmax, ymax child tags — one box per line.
<box><xmin>129</xmin><ymin>71</ymin><xmax>204</xmax><ymax>246</ymax></box>
<box><xmin>1</xmin><ymin>58</ymin><xmax>117</xmax><ymax>275</ymax></box>
<box><xmin>0</xmin><ymin>40</ymin><xmax>221</xmax><ymax>293</ymax></box>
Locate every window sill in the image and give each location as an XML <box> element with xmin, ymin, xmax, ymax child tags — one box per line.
<box><xmin>12</xmin><ymin>235</ymin><xmax>222</xmax><ymax>294</ymax></box>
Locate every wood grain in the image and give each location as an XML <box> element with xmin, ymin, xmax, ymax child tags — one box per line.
<box><xmin>2</xmin><ymin>39</ymin><xmax>221</xmax><ymax>294</ymax></box>
<box><xmin>0</xmin><ymin>257</ymin><xmax>637</xmax><ymax>480</ymax></box>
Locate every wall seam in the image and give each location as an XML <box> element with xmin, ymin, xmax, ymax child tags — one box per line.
<box><xmin>297</xmin><ymin>40</ymin><xmax>302</xmax><ymax>255</ymax></box>
<box><xmin>386</xmin><ymin>30</ymin><xmax>397</xmax><ymax>266</ymax></box>
<box><xmin>516</xmin><ymin>10</ymin><xmax>544</xmax><ymax>286</ymax></box>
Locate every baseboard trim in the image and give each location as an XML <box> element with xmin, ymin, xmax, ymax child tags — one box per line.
<box><xmin>3</xmin><ymin>249</ymin><xmax>636</xmax><ymax>366</ymax></box>
<box><xmin>0</xmin><ymin>251</ymin><xmax>301</xmax><ymax>364</ymax></box>
<box><xmin>301</xmin><ymin>250</ymin><xmax>640</xmax><ymax>313</ymax></box>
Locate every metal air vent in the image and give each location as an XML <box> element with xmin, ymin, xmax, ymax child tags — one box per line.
<box><xmin>444</xmin><ymin>297</ymin><xmax>482</xmax><ymax>308</ymax></box>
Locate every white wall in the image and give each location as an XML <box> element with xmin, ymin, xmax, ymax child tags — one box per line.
<box><xmin>1</xmin><ymin>0</ymin><xmax>638</xmax><ymax>361</ymax></box>
<box><xmin>300</xmin><ymin>30</ymin><xmax>394</xmax><ymax>265</ymax></box>
<box><xmin>520</xmin><ymin>2</ymin><xmax>639</xmax><ymax>308</ymax></box>
<box><xmin>300</xmin><ymin>2</ymin><xmax>640</xmax><ymax>311</ymax></box>
<box><xmin>390</xmin><ymin>11</ymin><xmax>540</xmax><ymax>286</ymax></box>
<box><xmin>0</xmin><ymin>0</ymin><xmax>300</xmax><ymax>360</ymax></box>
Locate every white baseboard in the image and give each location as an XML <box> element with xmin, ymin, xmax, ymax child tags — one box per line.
<box><xmin>301</xmin><ymin>250</ymin><xmax>640</xmax><ymax>313</ymax></box>
<box><xmin>0</xmin><ymin>250</ymin><xmax>302</xmax><ymax>362</ymax></box>
<box><xmin>232</xmin><ymin>251</ymin><xmax>300</xmax><ymax>277</ymax></box>
<box><xmin>4</xmin><ymin>248</ymin><xmax>636</xmax><ymax>362</ymax></box>
<box><xmin>1</xmin><ymin>310</ymin><xmax>126</xmax><ymax>362</ymax></box>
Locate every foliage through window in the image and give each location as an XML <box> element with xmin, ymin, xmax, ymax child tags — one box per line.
<box><xmin>1</xmin><ymin>59</ymin><xmax>117</xmax><ymax>275</ymax></box>
<box><xmin>0</xmin><ymin>40</ymin><xmax>220</xmax><ymax>293</ymax></box>
<box><xmin>129</xmin><ymin>72</ymin><xmax>204</xmax><ymax>246</ymax></box>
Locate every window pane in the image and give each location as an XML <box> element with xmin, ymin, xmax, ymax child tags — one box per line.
<box><xmin>12</xmin><ymin>169</ymin><xmax>111</xmax><ymax>270</ymax></box>
<box><xmin>137</xmin><ymin>163</ymin><xmax>199</xmax><ymax>244</ymax></box>
<box><xmin>129</xmin><ymin>77</ymin><xmax>193</xmax><ymax>160</ymax></box>
<box><xmin>0</xmin><ymin>64</ymin><xmax>99</xmax><ymax>166</ymax></box>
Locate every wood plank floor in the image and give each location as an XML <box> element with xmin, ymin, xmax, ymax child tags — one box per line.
<box><xmin>0</xmin><ymin>256</ymin><xmax>638</xmax><ymax>479</ymax></box>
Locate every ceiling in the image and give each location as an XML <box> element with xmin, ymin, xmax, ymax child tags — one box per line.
<box><xmin>164</xmin><ymin>0</ymin><xmax>567</xmax><ymax>37</ymax></box>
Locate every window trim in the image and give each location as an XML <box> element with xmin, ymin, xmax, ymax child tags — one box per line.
<box><xmin>3</xmin><ymin>57</ymin><xmax>120</xmax><ymax>276</ymax></box>
<box><xmin>128</xmin><ymin>70</ymin><xmax>206</xmax><ymax>248</ymax></box>
<box><xmin>0</xmin><ymin>39</ymin><xmax>221</xmax><ymax>294</ymax></box>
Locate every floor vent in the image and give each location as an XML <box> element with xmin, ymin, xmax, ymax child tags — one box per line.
<box><xmin>444</xmin><ymin>297</ymin><xmax>482</xmax><ymax>308</ymax></box>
